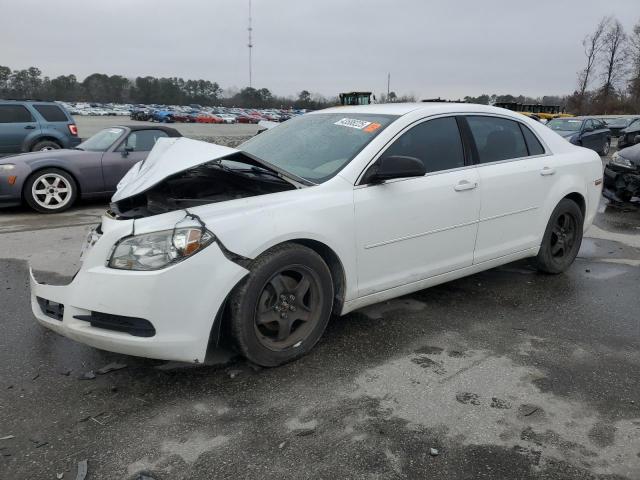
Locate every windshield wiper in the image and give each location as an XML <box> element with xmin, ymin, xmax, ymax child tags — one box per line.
<box><xmin>239</xmin><ymin>150</ymin><xmax>315</xmax><ymax>187</ymax></box>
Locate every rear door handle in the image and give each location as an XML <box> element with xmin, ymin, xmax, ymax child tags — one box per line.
<box><xmin>454</xmin><ymin>180</ymin><xmax>478</xmax><ymax>192</ymax></box>
<box><xmin>24</xmin><ymin>125</ymin><xmax>36</xmax><ymax>130</ymax></box>
<box><xmin>540</xmin><ymin>167</ymin><xmax>556</xmax><ymax>176</ymax></box>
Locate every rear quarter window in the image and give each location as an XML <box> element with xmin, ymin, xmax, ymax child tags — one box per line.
<box><xmin>33</xmin><ymin>104</ymin><xmax>69</xmax><ymax>122</ymax></box>
<box><xmin>0</xmin><ymin>105</ymin><xmax>34</xmax><ymax>123</ymax></box>
<box><xmin>519</xmin><ymin>124</ymin><xmax>546</xmax><ymax>156</ymax></box>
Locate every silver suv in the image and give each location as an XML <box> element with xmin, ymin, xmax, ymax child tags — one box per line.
<box><xmin>0</xmin><ymin>100</ymin><xmax>81</xmax><ymax>153</ymax></box>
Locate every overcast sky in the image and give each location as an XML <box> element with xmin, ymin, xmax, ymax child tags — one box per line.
<box><xmin>1</xmin><ymin>0</ymin><xmax>638</xmax><ymax>99</ymax></box>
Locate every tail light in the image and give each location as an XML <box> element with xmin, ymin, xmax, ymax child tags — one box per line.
<box><xmin>68</xmin><ymin>124</ymin><xmax>78</xmax><ymax>136</ymax></box>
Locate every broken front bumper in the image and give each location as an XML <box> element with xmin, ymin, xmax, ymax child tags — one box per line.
<box><xmin>603</xmin><ymin>166</ymin><xmax>640</xmax><ymax>202</ymax></box>
<box><xmin>30</xmin><ymin>216</ymin><xmax>249</xmax><ymax>363</ymax></box>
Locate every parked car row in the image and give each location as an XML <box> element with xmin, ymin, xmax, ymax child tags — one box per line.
<box><xmin>130</xmin><ymin>107</ymin><xmax>299</xmax><ymax>125</ymax></box>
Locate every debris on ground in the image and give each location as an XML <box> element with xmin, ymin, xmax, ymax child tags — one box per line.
<box><xmin>491</xmin><ymin>397</ymin><xmax>512</xmax><ymax>409</ymax></box>
<box><xmin>75</xmin><ymin>459</ymin><xmax>88</xmax><ymax>480</ymax></box>
<box><xmin>294</xmin><ymin>428</ymin><xmax>316</xmax><ymax>437</ymax></box>
<box><xmin>96</xmin><ymin>362</ymin><xmax>127</xmax><ymax>375</ymax></box>
<box><xmin>80</xmin><ymin>371</ymin><xmax>96</xmax><ymax>380</ymax></box>
<box><xmin>56</xmin><ymin>473</ymin><xmax>64</xmax><ymax>479</ymax></box>
<box><xmin>227</xmin><ymin>369</ymin><xmax>242</xmax><ymax>379</ymax></box>
<box><xmin>0</xmin><ymin>435</ymin><xmax>15</xmax><ymax>440</ymax></box>
<box><xmin>28</xmin><ymin>438</ymin><xmax>48</xmax><ymax>448</ymax></box>
<box><xmin>60</xmin><ymin>369</ymin><xmax>72</xmax><ymax>376</ymax></box>
<box><xmin>278</xmin><ymin>441</ymin><xmax>287</xmax><ymax>449</ymax></box>
<box><xmin>31</xmin><ymin>373</ymin><xmax>40</xmax><ymax>380</ymax></box>
<box><xmin>78</xmin><ymin>411</ymin><xmax>106</xmax><ymax>423</ymax></box>
<box><xmin>456</xmin><ymin>392</ymin><xmax>480</xmax><ymax>405</ymax></box>
<box><xmin>430</xmin><ymin>448</ymin><xmax>439</xmax><ymax>456</ymax></box>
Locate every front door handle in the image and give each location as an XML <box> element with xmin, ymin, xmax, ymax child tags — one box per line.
<box><xmin>454</xmin><ymin>180</ymin><xmax>478</xmax><ymax>192</ymax></box>
<box><xmin>24</xmin><ymin>125</ymin><xmax>36</xmax><ymax>130</ymax></box>
<box><xmin>540</xmin><ymin>167</ymin><xmax>556</xmax><ymax>176</ymax></box>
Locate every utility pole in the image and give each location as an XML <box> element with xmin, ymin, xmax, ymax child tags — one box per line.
<box><xmin>387</xmin><ymin>73</ymin><xmax>390</xmax><ymax>100</ymax></box>
<box><xmin>248</xmin><ymin>0</ymin><xmax>253</xmax><ymax>88</ymax></box>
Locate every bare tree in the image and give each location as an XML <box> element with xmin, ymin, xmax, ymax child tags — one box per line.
<box><xmin>628</xmin><ymin>20</ymin><xmax>640</xmax><ymax>108</ymax></box>
<box><xmin>576</xmin><ymin>17</ymin><xmax>608</xmax><ymax>113</ymax></box>
<box><xmin>599</xmin><ymin>18</ymin><xmax>627</xmax><ymax>108</ymax></box>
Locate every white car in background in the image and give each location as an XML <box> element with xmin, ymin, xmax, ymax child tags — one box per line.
<box><xmin>218</xmin><ymin>114</ymin><xmax>237</xmax><ymax>124</ymax></box>
<box><xmin>31</xmin><ymin>103</ymin><xmax>602</xmax><ymax>367</ymax></box>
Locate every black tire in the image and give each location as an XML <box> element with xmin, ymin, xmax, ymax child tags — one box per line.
<box><xmin>24</xmin><ymin>168</ymin><xmax>78</xmax><ymax>213</ymax></box>
<box><xmin>229</xmin><ymin>243</ymin><xmax>334</xmax><ymax>367</ymax></box>
<box><xmin>535</xmin><ymin>199</ymin><xmax>584</xmax><ymax>274</ymax></box>
<box><xmin>598</xmin><ymin>139</ymin><xmax>611</xmax><ymax>156</ymax></box>
<box><xmin>31</xmin><ymin>140</ymin><xmax>61</xmax><ymax>152</ymax></box>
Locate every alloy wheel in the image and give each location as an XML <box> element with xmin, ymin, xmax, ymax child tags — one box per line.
<box><xmin>254</xmin><ymin>266</ymin><xmax>321</xmax><ymax>350</ymax></box>
<box><xmin>31</xmin><ymin>173</ymin><xmax>72</xmax><ymax>210</ymax></box>
<box><xmin>549</xmin><ymin>212</ymin><xmax>577</xmax><ymax>258</ymax></box>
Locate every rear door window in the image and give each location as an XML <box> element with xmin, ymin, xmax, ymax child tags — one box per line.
<box><xmin>0</xmin><ymin>105</ymin><xmax>34</xmax><ymax>123</ymax></box>
<box><xmin>466</xmin><ymin>116</ymin><xmax>529</xmax><ymax>163</ymax></box>
<box><xmin>33</xmin><ymin>104</ymin><xmax>68</xmax><ymax>122</ymax></box>
<box><xmin>382</xmin><ymin>116</ymin><xmax>465</xmax><ymax>173</ymax></box>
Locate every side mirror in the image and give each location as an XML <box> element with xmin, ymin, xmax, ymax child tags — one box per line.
<box><xmin>121</xmin><ymin>146</ymin><xmax>134</xmax><ymax>157</ymax></box>
<box><xmin>363</xmin><ymin>155</ymin><xmax>426</xmax><ymax>184</ymax></box>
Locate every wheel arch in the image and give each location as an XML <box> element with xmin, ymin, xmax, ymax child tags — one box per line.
<box><xmin>28</xmin><ymin>135</ymin><xmax>63</xmax><ymax>151</ymax></box>
<box><xmin>286</xmin><ymin>238</ymin><xmax>347</xmax><ymax>315</ymax></box>
<box><xmin>563</xmin><ymin>191</ymin><xmax>586</xmax><ymax>218</ymax></box>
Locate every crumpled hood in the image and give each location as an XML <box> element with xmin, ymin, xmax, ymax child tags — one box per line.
<box><xmin>112</xmin><ymin>137</ymin><xmax>239</xmax><ymax>202</ymax></box>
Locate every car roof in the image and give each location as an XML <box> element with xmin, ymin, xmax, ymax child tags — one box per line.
<box><xmin>116</xmin><ymin>125</ymin><xmax>182</xmax><ymax>137</ymax></box>
<box><xmin>316</xmin><ymin>102</ymin><xmax>535</xmax><ymax>117</ymax></box>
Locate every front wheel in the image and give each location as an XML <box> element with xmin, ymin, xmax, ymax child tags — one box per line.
<box><xmin>229</xmin><ymin>243</ymin><xmax>334</xmax><ymax>367</ymax></box>
<box><xmin>24</xmin><ymin>168</ymin><xmax>77</xmax><ymax>213</ymax></box>
<box><xmin>535</xmin><ymin>199</ymin><xmax>584</xmax><ymax>274</ymax></box>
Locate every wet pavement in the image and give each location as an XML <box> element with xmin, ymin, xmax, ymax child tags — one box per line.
<box><xmin>0</xmin><ymin>200</ymin><xmax>639</xmax><ymax>479</ymax></box>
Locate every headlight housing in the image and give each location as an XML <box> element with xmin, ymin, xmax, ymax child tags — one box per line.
<box><xmin>108</xmin><ymin>227</ymin><xmax>215</xmax><ymax>271</ymax></box>
<box><xmin>610</xmin><ymin>152</ymin><xmax>633</xmax><ymax>169</ymax></box>
<box><xmin>0</xmin><ymin>164</ymin><xmax>15</xmax><ymax>171</ymax></box>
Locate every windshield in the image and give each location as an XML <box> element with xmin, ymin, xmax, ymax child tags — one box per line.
<box><xmin>78</xmin><ymin>127</ymin><xmax>125</xmax><ymax>152</ymax></box>
<box><xmin>606</xmin><ymin>118</ymin><xmax>631</xmax><ymax>127</ymax></box>
<box><xmin>547</xmin><ymin>119</ymin><xmax>583</xmax><ymax>132</ymax></box>
<box><xmin>239</xmin><ymin>113</ymin><xmax>397</xmax><ymax>183</ymax></box>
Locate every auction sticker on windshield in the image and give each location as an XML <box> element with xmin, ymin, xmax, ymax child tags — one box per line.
<box><xmin>334</xmin><ymin>118</ymin><xmax>372</xmax><ymax>130</ymax></box>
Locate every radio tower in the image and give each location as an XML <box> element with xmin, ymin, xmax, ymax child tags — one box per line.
<box><xmin>248</xmin><ymin>0</ymin><xmax>253</xmax><ymax>88</ymax></box>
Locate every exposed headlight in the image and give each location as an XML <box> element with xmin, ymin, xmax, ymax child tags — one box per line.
<box><xmin>0</xmin><ymin>164</ymin><xmax>15</xmax><ymax>171</ymax></box>
<box><xmin>108</xmin><ymin>227</ymin><xmax>215</xmax><ymax>270</ymax></box>
<box><xmin>610</xmin><ymin>152</ymin><xmax>633</xmax><ymax>169</ymax></box>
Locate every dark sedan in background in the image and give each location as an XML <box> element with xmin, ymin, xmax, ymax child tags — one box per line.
<box><xmin>603</xmin><ymin>142</ymin><xmax>640</xmax><ymax>203</ymax></box>
<box><xmin>617</xmin><ymin>117</ymin><xmax>640</xmax><ymax>150</ymax></box>
<box><xmin>546</xmin><ymin>117</ymin><xmax>611</xmax><ymax>155</ymax></box>
<box><xmin>604</xmin><ymin>116</ymin><xmax>640</xmax><ymax>137</ymax></box>
<box><xmin>0</xmin><ymin>125</ymin><xmax>181</xmax><ymax>213</ymax></box>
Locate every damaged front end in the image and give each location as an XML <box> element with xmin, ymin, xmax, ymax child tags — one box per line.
<box><xmin>111</xmin><ymin>153</ymin><xmax>297</xmax><ymax>218</ymax></box>
<box><xmin>109</xmin><ymin>137</ymin><xmax>302</xmax><ymax>219</ymax></box>
<box><xmin>603</xmin><ymin>154</ymin><xmax>640</xmax><ymax>205</ymax></box>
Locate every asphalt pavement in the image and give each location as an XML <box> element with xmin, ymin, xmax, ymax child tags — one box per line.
<box><xmin>0</xmin><ymin>198</ymin><xmax>639</xmax><ymax>479</ymax></box>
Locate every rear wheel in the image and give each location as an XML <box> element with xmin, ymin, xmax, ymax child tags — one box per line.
<box><xmin>229</xmin><ymin>243</ymin><xmax>333</xmax><ymax>367</ymax></box>
<box><xmin>598</xmin><ymin>139</ymin><xmax>611</xmax><ymax>156</ymax></box>
<box><xmin>535</xmin><ymin>199</ymin><xmax>583</xmax><ymax>274</ymax></box>
<box><xmin>31</xmin><ymin>140</ymin><xmax>61</xmax><ymax>152</ymax></box>
<box><xmin>24</xmin><ymin>168</ymin><xmax>77</xmax><ymax>213</ymax></box>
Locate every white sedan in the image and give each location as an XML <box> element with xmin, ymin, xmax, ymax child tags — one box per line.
<box><xmin>30</xmin><ymin>103</ymin><xmax>603</xmax><ymax>366</ymax></box>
